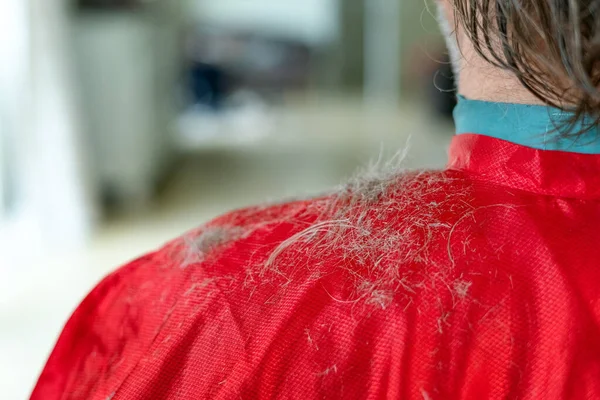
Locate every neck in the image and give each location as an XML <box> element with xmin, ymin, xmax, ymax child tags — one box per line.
<box><xmin>438</xmin><ymin>0</ymin><xmax>544</xmax><ymax>106</ymax></box>
<box><xmin>454</xmin><ymin>33</ymin><xmax>544</xmax><ymax>105</ymax></box>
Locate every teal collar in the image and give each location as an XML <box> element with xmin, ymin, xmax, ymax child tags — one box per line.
<box><xmin>454</xmin><ymin>95</ymin><xmax>600</xmax><ymax>154</ymax></box>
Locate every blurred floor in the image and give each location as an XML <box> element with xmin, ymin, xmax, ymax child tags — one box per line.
<box><xmin>0</xmin><ymin>96</ymin><xmax>452</xmax><ymax>399</ymax></box>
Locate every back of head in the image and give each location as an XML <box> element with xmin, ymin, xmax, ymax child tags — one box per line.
<box><xmin>448</xmin><ymin>0</ymin><xmax>600</xmax><ymax>131</ymax></box>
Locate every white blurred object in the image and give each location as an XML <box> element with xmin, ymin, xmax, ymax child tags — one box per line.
<box><xmin>189</xmin><ymin>0</ymin><xmax>339</xmax><ymax>45</ymax></box>
<box><xmin>30</xmin><ymin>0</ymin><xmax>97</xmax><ymax>248</ymax></box>
<box><xmin>0</xmin><ymin>0</ymin><xmax>29</xmax><ymax>225</ymax></box>
<box><xmin>176</xmin><ymin>91</ymin><xmax>273</xmax><ymax>149</ymax></box>
<box><xmin>0</xmin><ymin>0</ymin><xmax>97</xmax><ymax>251</ymax></box>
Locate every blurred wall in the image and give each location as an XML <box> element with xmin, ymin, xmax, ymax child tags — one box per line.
<box><xmin>72</xmin><ymin>1</ymin><xmax>181</xmax><ymax>208</ymax></box>
<box><xmin>336</xmin><ymin>0</ymin><xmax>365</xmax><ymax>91</ymax></box>
<box><xmin>336</xmin><ymin>0</ymin><xmax>441</xmax><ymax>94</ymax></box>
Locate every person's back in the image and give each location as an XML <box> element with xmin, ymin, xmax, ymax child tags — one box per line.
<box><xmin>31</xmin><ymin>1</ymin><xmax>600</xmax><ymax>399</ymax></box>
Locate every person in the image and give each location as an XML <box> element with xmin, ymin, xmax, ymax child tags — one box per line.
<box><xmin>32</xmin><ymin>0</ymin><xmax>600</xmax><ymax>399</ymax></box>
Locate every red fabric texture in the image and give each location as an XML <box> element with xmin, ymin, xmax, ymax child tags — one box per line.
<box><xmin>31</xmin><ymin>134</ymin><xmax>600</xmax><ymax>399</ymax></box>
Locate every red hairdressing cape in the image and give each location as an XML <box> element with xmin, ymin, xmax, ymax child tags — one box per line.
<box><xmin>32</xmin><ymin>135</ymin><xmax>600</xmax><ymax>399</ymax></box>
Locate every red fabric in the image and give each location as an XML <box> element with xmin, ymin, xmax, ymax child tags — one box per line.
<box><xmin>32</xmin><ymin>134</ymin><xmax>600</xmax><ymax>399</ymax></box>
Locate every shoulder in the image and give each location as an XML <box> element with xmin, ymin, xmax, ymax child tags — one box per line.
<box><xmin>36</xmin><ymin>168</ymin><xmax>518</xmax><ymax>399</ymax></box>
<box><xmin>45</xmin><ymin>167</ymin><xmax>483</xmax><ymax>334</ymax></box>
<box><xmin>31</xmin><ymin>196</ymin><xmax>326</xmax><ymax>398</ymax></box>
<box><xmin>117</xmin><ymin>167</ymin><xmax>475</xmax><ymax>279</ymax></box>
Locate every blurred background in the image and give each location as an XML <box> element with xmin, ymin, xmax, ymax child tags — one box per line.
<box><xmin>0</xmin><ymin>0</ymin><xmax>456</xmax><ymax>398</ymax></box>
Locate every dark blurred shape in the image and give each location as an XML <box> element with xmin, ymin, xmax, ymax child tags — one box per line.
<box><xmin>407</xmin><ymin>44</ymin><xmax>457</xmax><ymax>121</ymax></box>
<box><xmin>429</xmin><ymin>58</ymin><xmax>457</xmax><ymax>119</ymax></box>
<box><xmin>75</xmin><ymin>0</ymin><xmax>139</xmax><ymax>10</ymax></box>
<box><xmin>188</xmin><ymin>63</ymin><xmax>230</xmax><ymax>111</ymax></box>
<box><xmin>184</xmin><ymin>28</ymin><xmax>312</xmax><ymax>107</ymax></box>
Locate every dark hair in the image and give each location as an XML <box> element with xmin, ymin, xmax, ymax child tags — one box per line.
<box><xmin>453</xmin><ymin>0</ymin><xmax>600</xmax><ymax>133</ymax></box>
